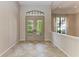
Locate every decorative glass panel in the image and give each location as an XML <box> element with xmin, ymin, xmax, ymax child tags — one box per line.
<box><xmin>26</xmin><ymin>10</ymin><xmax>44</xmax><ymax>16</ymax></box>
<box><xmin>27</xmin><ymin>20</ymin><xmax>33</xmax><ymax>33</ymax></box>
<box><xmin>36</xmin><ymin>20</ymin><xmax>43</xmax><ymax>35</ymax></box>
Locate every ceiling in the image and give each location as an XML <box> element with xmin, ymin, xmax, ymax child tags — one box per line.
<box><xmin>19</xmin><ymin>1</ymin><xmax>51</xmax><ymax>6</ymax></box>
<box><xmin>18</xmin><ymin>1</ymin><xmax>79</xmax><ymax>14</ymax></box>
<box><xmin>51</xmin><ymin>1</ymin><xmax>79</xmax><ymax>14</ymax></box>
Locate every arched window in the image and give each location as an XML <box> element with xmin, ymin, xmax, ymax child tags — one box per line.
<box><xmin>26</xmin><ymin>10</ymin><xmax>44</xmax><ymax>16</ymax></box>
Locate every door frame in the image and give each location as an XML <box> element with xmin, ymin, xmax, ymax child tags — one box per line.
<box><xmin>25</xmin><ymin>16</ymin><xmax>45</xmax><ymax>41</ymax></box>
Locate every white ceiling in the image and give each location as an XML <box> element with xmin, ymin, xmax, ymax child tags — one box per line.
<box><xmin>18</xmin><ymin>1</ymin><xmax>79</xmax><ymax>14</ymax></box>
<box><xmin>51</xmin><ymin>1</ymin><xmax>79</xmax><ymax>14</ymax></box>
<box><xmin>19</xmin><ymin>1</ymin><xmax>52</xmax><ymax>6</ymax></box>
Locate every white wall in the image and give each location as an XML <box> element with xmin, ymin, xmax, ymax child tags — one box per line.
<box><xmin>20</xmin><ymin>5</ymin><xmax>51</xmax><ymax>41</ymax></box>
<box><xmin>0</xmin><ymin>2</ymin><xmax>19</xmax><ymax>56</ymax></box>
<box><xmin>52</xmin><ymin>32</ymin><xmax>79</xmax><ymax>57</ymax></box>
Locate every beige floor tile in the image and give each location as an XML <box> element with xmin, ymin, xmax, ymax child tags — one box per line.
<box><xmin>4</xmin><ymin>41</ymin><xmax>67</xmax><ymax>57</ymax></box>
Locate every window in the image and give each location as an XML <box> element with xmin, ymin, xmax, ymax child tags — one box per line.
<box><xmin>55</xmin><ymin>16</ymin><xmax>67</xmax><ymax>34</ymax></box>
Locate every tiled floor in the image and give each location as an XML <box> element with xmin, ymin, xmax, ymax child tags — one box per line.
<box><xmin>5</xmin><ymin>41</ymin><xmax>67</xmax><ymax>57</ymax></box>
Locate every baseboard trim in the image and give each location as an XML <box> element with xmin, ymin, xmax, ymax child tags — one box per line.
<box><xmin>53</xmin><ymin>42</ymin><xmax>70</xmax><ymax>57</ymax></box>
<box><xmin>0</xmin><ymin>42</ymin><xmax>17</xmax><ymax>57</ymax></box>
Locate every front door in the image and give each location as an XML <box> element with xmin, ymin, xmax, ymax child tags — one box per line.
<box><xmin>25</xmin><ymin>16</ymin><xmax>44</xmax><ymax>41</ymax></box>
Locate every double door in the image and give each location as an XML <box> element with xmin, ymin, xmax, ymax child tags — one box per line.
<box><xmin>25</xmin><ymin>16</ymin><xmax>44</xmax><ymax>41</ymax></box>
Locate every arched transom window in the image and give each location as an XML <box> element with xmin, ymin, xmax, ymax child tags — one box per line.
<box><xmin>26</xmin><ymin>10</ymin><xmax>44</xmax><ymax>16</ymax></box>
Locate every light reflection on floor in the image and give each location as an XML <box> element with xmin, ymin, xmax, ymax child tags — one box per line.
<box><xmin>5</xmin><ymin>41</ymin><xmax>67</xmax><ymax>57</ymax></box>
